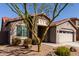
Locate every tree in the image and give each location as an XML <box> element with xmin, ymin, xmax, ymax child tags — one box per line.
<box><xmin>7</xmin><ymin>3</ymin><xmax>68</xmax><ymax>52</ymax></box>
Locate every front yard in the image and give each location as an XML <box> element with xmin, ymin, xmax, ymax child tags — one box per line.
<box><xmin>0</xmin><ymin>44</ymin><xmax>79</xmax><ymax>56</ymax></box>
<box><xmin>0</xmin><ymin>44</ymin><xmax>55</xmax><ymax>56</ymax></box>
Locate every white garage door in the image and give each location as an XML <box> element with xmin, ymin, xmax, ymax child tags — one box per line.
<box><xmin>58</xmin><ymin>31</ymin><xmax>73</xmax><ymax>43</ymax></box>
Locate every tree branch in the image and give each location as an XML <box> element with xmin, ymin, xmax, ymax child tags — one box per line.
<box><xmin>53</xmin><ymin>3</ymin><xmax>68</xmax><ymax>20</ymax></box>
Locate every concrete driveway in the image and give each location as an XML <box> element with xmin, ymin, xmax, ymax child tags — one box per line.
<box><xmin>64</xmin><ymin>42</ymin><xmax>79</xmax><ymax>47</ymax></box>
<box><xmin>42</xmin><ymin>42</ymin><xmax>79</xmax><ymax>47</ymax></box>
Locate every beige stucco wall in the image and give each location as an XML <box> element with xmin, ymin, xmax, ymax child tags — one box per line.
<box><xmin>56</xmin><ymin>21</ymin><xmax>76</xmax><ymax>43</ymax></box>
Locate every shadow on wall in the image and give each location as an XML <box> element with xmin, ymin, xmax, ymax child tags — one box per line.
<box><xmin>0</xmin><ymin>31</ymin><xmax>10</xmax><ymax>45</ymax></box>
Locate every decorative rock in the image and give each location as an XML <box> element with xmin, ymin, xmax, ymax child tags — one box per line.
<box><xmin>70</xmin><ymin>47</ymin><xmax>76</xmax><ymax>52</ymax></box>
<box><xmin>46</xmin><ymin>51</ymin><xmax>56</xmax><ymax>56</ymax></box>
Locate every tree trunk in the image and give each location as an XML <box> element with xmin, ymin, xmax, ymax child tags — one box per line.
<box><xmin>38</xmin><ymin>43</ymin><xmax>41</xmax><ymax>52</ymax></box>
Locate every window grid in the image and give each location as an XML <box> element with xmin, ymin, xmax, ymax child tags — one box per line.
<box><xmin>16</xmin><ymin>25</ymin><xmax>29</xmax><ymax>37</ymax></box>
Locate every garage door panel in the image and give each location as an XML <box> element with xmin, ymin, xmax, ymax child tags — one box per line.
<box><xmin>58</xmin><ymin>31</ymin><xmax>73</xmax><ymax>43</ymax></box>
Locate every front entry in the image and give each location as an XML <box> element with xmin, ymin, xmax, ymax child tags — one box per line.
<box><xmin>38</xmin><ymin>26</ymin><xmax>47</xmax><ymax>41</ymax></box>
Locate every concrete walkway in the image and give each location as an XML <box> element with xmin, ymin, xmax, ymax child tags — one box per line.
<box><xmin>42</xmin><ymin>42</ymin><xmax>79</xmax><ymax>47</ymax></box>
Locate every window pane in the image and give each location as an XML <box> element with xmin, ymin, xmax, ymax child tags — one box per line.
<box><xmin>17</xmin><ymin>25</ymin><xmax>22</xmax><ymax>36</ymax></box>
<box><xmin>17</xmin><ymin>25</ymin><xmax>28</xmax><ymax>37</ymax></box>
<box><xmin>22</xmin><ymin>26</ymin><xmax>28</xmax><ymax>36</ymax></box>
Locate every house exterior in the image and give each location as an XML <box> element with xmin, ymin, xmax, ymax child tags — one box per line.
<box><xmin>1</xmin><ymin>14</ymin><xmax>50</xmax><ymax>44</ymax></box>
<box><xmin>1</xmin><ymin>14</ymin><xmax>79</xmax><ymax>44</ymax></box>
<box><xmin>48</xmin><ymin>18</ymin><xmax>77</xmax><ymax>43</ymax></box>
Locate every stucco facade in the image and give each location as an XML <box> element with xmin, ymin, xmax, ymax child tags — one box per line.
<box><xmin>7</xmin><ymin>14</ymin><xmax>50</xmax><ymax>44</ymax></box>
<box><xmin>48</xmin><ymin>20</ymin><xmax>76</xmax><ymax>43</ymax></box>
<box><xmin>56</xmin><ymin>21</ymin><xmax>76</xmax><ymax>43</ymax></box>
<box><xmin>1</xmin><ymin>14</ymin><xmax>78</xmax><ymax>44</ymax></box>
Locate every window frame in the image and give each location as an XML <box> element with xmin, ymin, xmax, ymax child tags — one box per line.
<box><xmin>16</xmin><ymin>24</ymin><xmax>29</xmax><ymax>37</ymax></box>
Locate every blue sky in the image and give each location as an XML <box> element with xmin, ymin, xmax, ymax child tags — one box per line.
<box><xmin>0</xmin><ymin>3</ymin><xmax>79</xmax><ymax>30</ymax></box>
<box><xmin>0</xmin><ymin>4</ymin><xmax>17</xmax><ymax>30</ymax></box>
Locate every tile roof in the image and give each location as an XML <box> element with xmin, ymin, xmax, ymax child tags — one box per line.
<box><xmin>50</xmin><ymin>18</ymin><xmax>79</xmax><ymax>30</ymax></box>
<box><xmin>50</xmin><ymin>18</ymin><xmax>79</xmax><ymax>26</ymax></box>
<box><xmin>2</xmin><ymin>13</ymin><xmax>79</xmax><ymax>31</ymax></box>
<box><xmin>4</xmin><ymin>13</ymin><xmax>51</xmax><ymax>26</ymax></box>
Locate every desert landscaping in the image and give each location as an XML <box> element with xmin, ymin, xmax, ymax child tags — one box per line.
<box><xmin>0</xmin><ymin>44</ymin><xmax>79</xmax><ymax>56</ymax></box>
<box><xmin>0</xmin><ymin>3</ymin><xmax>79</xmax><ymax>56</ymax></box>
<box><xmin>0</xmin><ymin>44</ymin><xmax>54</xmax><ymax>56</ymax></box>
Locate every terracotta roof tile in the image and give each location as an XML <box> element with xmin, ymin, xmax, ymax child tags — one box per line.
<box><xmin>50</xmin><ymin>18</ymin><xmax>79</xmax><ymax>26</ymax></box>
<box><xmin>50</xmin><ymin>18</ymin><xmax>79</xmax><ymax>30</ymax></box>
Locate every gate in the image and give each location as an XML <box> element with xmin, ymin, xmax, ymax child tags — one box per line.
<box><xmin>0</xmin><ymin>31</ymin><xmax>10</xmax><ymax>45</ymax></box>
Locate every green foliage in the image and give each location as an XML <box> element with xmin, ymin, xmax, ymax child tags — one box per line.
<box><xmin>32</xmin><ymin>39</ymin><xmax>38</xmax><ymax>45</ymax></box>
<box><xmin>12</xmin><ymin>38</ymin><xmax>21</xmax><ymax>46</ymax></box>
<box><xmin>23</xmin><ymin>38</ymin><xmax>32</xmax><ymax>49</ymax></box>
<box><xmin>55</xmin><ymin>46</ymin><xmax>70</xmax><ymax>56</ymax></box>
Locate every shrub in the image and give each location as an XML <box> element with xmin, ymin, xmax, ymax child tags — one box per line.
<box><xmin>23</xmin><ymin>38</ymin><xmax>32</xmax><ymax>49</ymax></box>
<box><xmin>12</xmin><ymin>38</ymin><xmax>21</xmax><ymax>46</ymax></box>
<box><xmin>32</xmin><ymin>39</ymin><xmax>38</xmax><ymax>45</ymax></box>
<box><xmin>55</xmin><ymin>46</ymin><xmax>70</xmax><ymax>56</ymax></box>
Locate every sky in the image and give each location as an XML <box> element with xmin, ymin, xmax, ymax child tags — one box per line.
<box><xmin>0</xmin><ymin>3</ymin><xmax>79</xmax><ymax>30</ymax></box>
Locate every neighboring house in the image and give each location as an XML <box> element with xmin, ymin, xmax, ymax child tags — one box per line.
<box><xmin>1</xmin><ymin>14</ymin><xmax>79</xmax><ymax>44</ymax></box>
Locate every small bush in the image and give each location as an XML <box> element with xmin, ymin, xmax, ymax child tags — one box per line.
<box><xmin>32</xmin><ymin>39</ymin><xmax>38</xmax><ymax>45</ymax></box>
<box><xmin>23</xmin><ymin>38</ymin><xmax>32</xmax><ymax>49</ymax></box>
<box><xmin>55</xmin><ymin>46</ymin><xmax>70</xmax><ymax>56</ymax></box>
<box><xmin>12</xmin><ymin>38</ymin><xmax>21</xmax><ymax>46</ymax></box>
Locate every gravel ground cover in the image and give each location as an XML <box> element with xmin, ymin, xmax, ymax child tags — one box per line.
<box><xmin>0</xmin><ymin>44</ymin><xmax>54</xmax><ymax>56</ymax></box>
<box><xmin>0</xmin><ymin>44</ymin><xmax>79</xmax><ymax>56</ymax></box>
